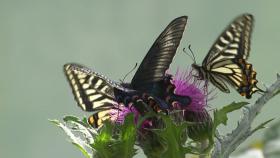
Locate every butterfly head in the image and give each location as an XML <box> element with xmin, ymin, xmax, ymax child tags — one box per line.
<box><xmin>191</xmin><ymin>64</ymin><xmax>206</xmax><ymax>80</ymax></box>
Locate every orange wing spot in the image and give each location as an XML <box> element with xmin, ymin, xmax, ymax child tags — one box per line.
<box><xmin>251</xmin><ymin>71</ymin><xmax>256</xmax><ymax>78</ymax></box>
<box><xmin>246</xmin><ymin>64</ymin><xmax>252</xmax><ymax>70</ymax></box>
<box><xmin>250</xmin><ymin>79</ymin><xmax>257</xmax><ymax>84</ymax></box>
<box><xmin>88</xmin><ymin>116</ymin><xmax>96</xmax><ymax>127</ymax></box>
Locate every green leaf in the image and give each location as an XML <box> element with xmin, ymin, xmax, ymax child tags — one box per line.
<box><xmin>50</xmin><ymin>118</ymin><xmax>93</xmax><ymax>158</ymax></box>
<box><xmin>63</xmin><ymin>115</ymin><xmax>90</xmax><ymax>127</ymax></box>
<box><xmin>72</xmin><ymin>142</ymin><xmax>92</xmax><ymax>158</ymax></box>
<box><xmin>91</xmin><ymin>121</ymin><xmax>114</xmax><ymax>158</ymax></box>
<box><xmin>49</xmin><ymin>119</ymin><xmax>60</xmax><ymax>125</ymax></box>
<box><xmin>91</xmin><ymin>114</ymin><xmax>137</xmax><ymax>158</ymax></box>
<box><xmin>213</xmin><ymin>102</ymin><xmax>249</xmax><ymax>136</ymax></box>
<box><xmin>204</xmin><ymin>102</ymin><xmax>248</xmax><ymax>155</ymax></box>
<box><xmin>151</xmin><ymin>114</ymin><xmax>189</xmax><ymax>158</ymax></box>
<box><xmin>251</xmin><ymin>118</ymin><xmax>275</xmax><ymax>135</ymax></box>
<box><xmin>117</xmin><ymin>114</ymin><xmax>137</xmax><ymax>158</ymax></box>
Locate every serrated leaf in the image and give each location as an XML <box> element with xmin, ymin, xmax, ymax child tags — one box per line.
<box><xmin>91</xmin><ymin>114</ymin><xmax>137</xmax><ymax>158</ymax></box>
<box><xmin>152</xmin><ymin>114</ymin><xmax>189</xmax><ymax>158</ymax></box>
<box><xmin>251</xmin><ymin>118</ymin><xmax>275</xmax><ymax>135</ymax></box>
<box><xmin>50</xmin><ymin>118</ymin><xmax>93</xmax><ymax>157</ymax></box>
<box><xmin>63</xmin><ymin>115</ymin><xmax>80</xmax><ymax>121</ymax></box>
<box><xmin>213</xmin><ymin>102</ymin><xmax>249</xmax><ymax>134</ymax></box>
<box><xmin>82</xmin><ymin>116</ymin><xmax>89</xmax><ymax>125</ymax></box>
<box><xmin>72</xmin><ymin>142</ymin><xmax>91</xmax><ymax>158</ymax></box>
<box><xmin>63</xmin><ymin>115</ymin><xmax>90</xmax><ymax>127</ymax></box>
<box><xmin>91</xmin><ymin>121</ymin><xmax>114</xmax><ymax>158</ymax></box>
<box><xmin>117</xmin><ymin>114</ymin><xmax>137</xmax><ymax>158</ymax></box>
<box><xmin>49</xmin><ymin>119</ymin><xmax>60</xmax><ymax>125</ymax></box>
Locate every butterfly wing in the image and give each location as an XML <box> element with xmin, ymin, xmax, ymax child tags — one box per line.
<box><xmin>201</xmin><ymin>14</ymin><xmax>262</xmax><ymax>98</ymax></box>
<box><xmin>202</xmin><ymin>14</ymin><xmax>253</xmax><ymax>66</ymax></box>
<box><xmin>64</xmin><ymin>63</ymin><xmax>124</xmax><ymax>127</ymax></box>
<box><xmin>131</xmin><ymin>16</ymin><xmax>188</xmax><ymax>91</ymax></box>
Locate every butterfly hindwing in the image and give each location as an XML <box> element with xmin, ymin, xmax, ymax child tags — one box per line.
<box><xmin>88</xmin><ymin>110</ymin><xmax>112</xmax><ymax>128</ymax></box>
<box><xmin>131</xmin><ymin>16</ymin><xmax>188</xmax><ymax>91</ymax></box>
<box><xmin>64</xmin><ymin>63</ymin><xmax>122</xmax><ymax>127</ymax></box>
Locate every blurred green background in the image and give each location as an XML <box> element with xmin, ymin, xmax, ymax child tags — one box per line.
<box><xmin>0</xmin><ymin>0</ymin><xmax>279</xmax><ymax>157</ymax></box>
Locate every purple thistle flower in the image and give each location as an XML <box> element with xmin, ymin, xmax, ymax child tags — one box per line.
<box><xmin>110</xmin><ymin>103</ymin><xmax>155</xmax><ymax>128</ymax></box>
<box><xmin>171</xmin><ymin>68</ymin><xmax>214</xmax><ymax>141</ymax></box>
<box><xmin>171</xmin><ymin>68</ymin><xmax>209</xmax><ymax>111</ymax></box>
<box><xmin>109</xmin><ymin>103</ymin><xmax>140</xmax><ymax>124</ymax></box>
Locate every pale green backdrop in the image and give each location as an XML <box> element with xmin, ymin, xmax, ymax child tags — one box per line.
<box><xmin>0</xmin><ymin>0</ymin><xmax>279</xmax><ymax>158</ymax></box>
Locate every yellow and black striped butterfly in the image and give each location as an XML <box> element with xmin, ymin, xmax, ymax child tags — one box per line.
<box><xmin>64</xmin><ymin>16</ymin><xmax>189</xmax><ymax>127</ymax></box>
<box><xmin>192</xmin><ymin>14</ymin><xmax>263</xmax><ymax>99</ymax></box>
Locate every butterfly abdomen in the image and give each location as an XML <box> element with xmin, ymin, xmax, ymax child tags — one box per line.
<box><xmin>114</xmin><ymin>89</ymin><xmax>166</xmax><ymax>114</ymax></box>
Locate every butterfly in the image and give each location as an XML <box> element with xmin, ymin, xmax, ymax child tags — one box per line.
<box><xmin>191</xmin><ymin>14</ymin><xmax>263</xmax><ymax>99</ymax></box>
<box><xmin>64</xmin><ymin>16</ymin><xmax>190</xmax><ymax>128</ymax></box>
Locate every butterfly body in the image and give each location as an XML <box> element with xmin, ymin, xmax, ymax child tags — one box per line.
<box><xmin>192</xmin><ymin>14</ymin><xmax>263</xmax><ymax>99</ymax></box>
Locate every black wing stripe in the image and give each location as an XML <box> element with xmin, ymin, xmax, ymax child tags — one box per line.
<box><xmin>162</xmin><ymin>29</ymin><xmax>186</xmax><ymax>39</ymax></box>
<box><xmin>64</xmin><ymin>63</ymin><xmax>117</xmax><ymax>111</ymax></box>
<box><xmin>209</xmin><ymin>74</ymin><xmax>230</xmax><ymax>93</ymax></box>
<box><xmin>88</xmin><ymin>110</ymin><xmax>112</xmax><ymax>128</ymax></box>
<box><xmin>211</xmin><ymin>60</ymin><xmax>233</xmax><ymax>69</ymax></box>
<box><xmin>163</xmin><ymin>21</ymin><xmax>186</xmax><ymax>35</ymax></box>
<box><xmin>131</xmin><ymin>16</ymin><xmax>187</xmax><ymax>91</ymax></box>
<box><xmin>228</xmin><ymin>76</ymin><xmax>242</xmax><ymax>88</ymax></box>
<box><xmin>239</xmin><ymin>14</ymin><xmax>253</xmax><ymax>59</ymax></box>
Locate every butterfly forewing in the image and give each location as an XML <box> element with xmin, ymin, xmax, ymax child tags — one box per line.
<box><xmin>64</xmin><ymin>63</ymin><xmax>119</xmax><ymax>111</ymax></box>
<box><xmin>131</xmin><ymin>16</ymin><xmax>188</xmax><ymax>91</ymax></box>
<box><xmin>203</xmin><ymin>14</ymin><xmax>253</xmax><ymax>67</ymax></box>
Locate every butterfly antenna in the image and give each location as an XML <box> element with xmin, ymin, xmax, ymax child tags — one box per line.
<box><xmin>188</xmin><ymin>44</ymin><xmax>197</xmax><ymax>64</ymax></box>
<box><xmin>183</xmin><ymin>47</ymin><xmax>195</xmax><ymax>63</ymax></box>
<box><xmin>121</xmin><ymin>63</ymin><xmax>138</xmax><ymax>83</ymax></box>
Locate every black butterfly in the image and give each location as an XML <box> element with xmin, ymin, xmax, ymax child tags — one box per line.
<box><xmin>64</xmin><ymin>16</ymin><xmax>190</xmax><ymax>127</ymax></box>
<box><xmin>192</xmin><ymin>14</ymin><xmax>263</xmax><ymax>99</ymax></box>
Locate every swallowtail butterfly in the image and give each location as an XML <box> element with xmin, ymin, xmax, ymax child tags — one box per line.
<box><xmin>192</xmin><ymin>14</ymin><xmax>263</xmax><ymax>99</ymax></box>
<box><xmin>64</xmin><ymin>16</ymin><xmax>191</xmax><ymax>127</ymax></box>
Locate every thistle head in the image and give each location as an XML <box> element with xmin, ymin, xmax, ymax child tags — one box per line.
<box><xmin>171</xmin><ymin>68</ymin><xmax>209</xmax><ymax>111</ymax></box>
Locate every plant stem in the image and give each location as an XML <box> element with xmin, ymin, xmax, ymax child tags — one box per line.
<box><xmin>212</xmin><ymin>74</ymin><xmax>280</xmax><ymax>158</ymax></box>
